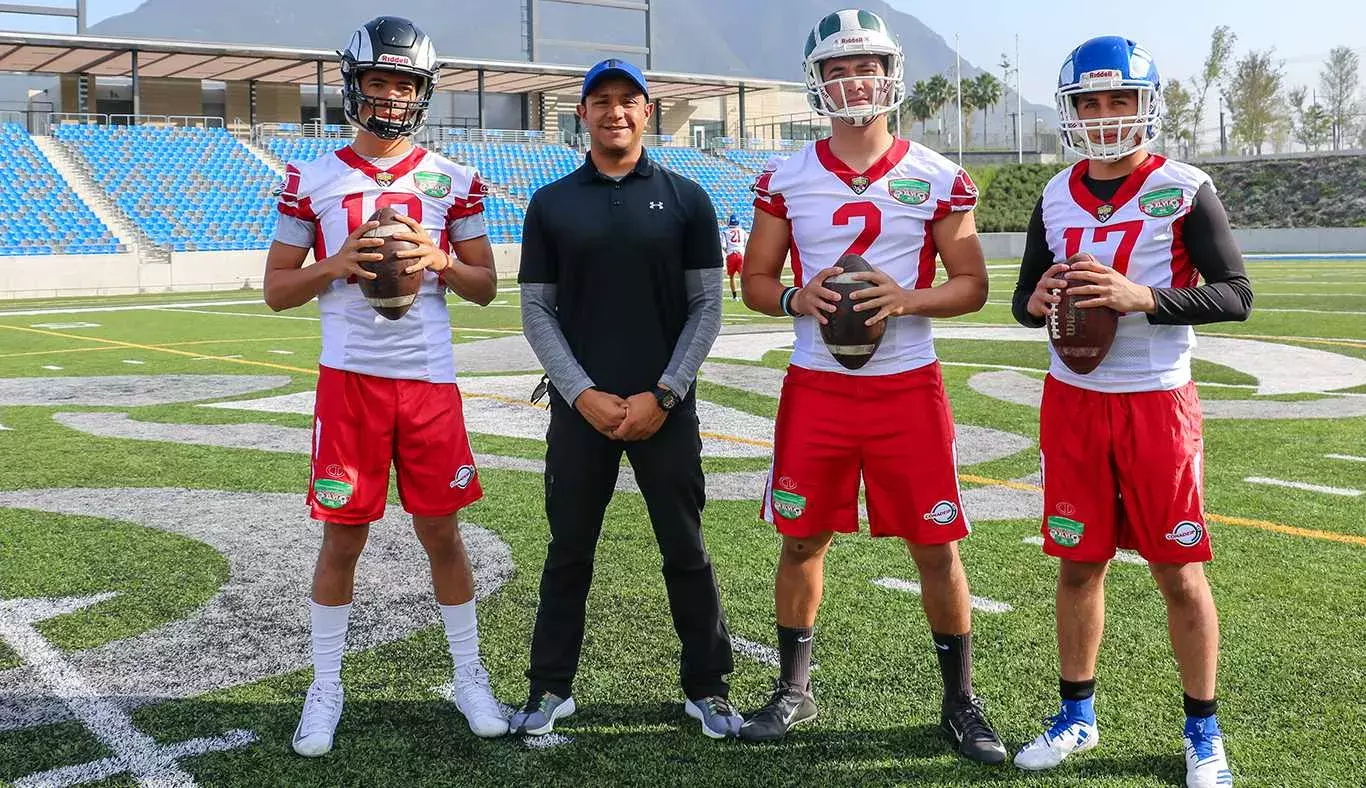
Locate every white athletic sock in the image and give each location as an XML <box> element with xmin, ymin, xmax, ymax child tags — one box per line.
<box><xmin>439</xmin><ymin>600</ymin><xmax>480</xmax><ymax>671</ymax></box>
<box><xmin>309</xmin><ymin>599</ymin><xmax>352</xmax><ymax>684</ymax></box>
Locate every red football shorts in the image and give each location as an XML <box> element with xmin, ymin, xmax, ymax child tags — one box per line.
<box><xmin>761</xmin><ymin>362</ymin><xmax>969</xmax><ymax>543</ymax></box>
<box><xmin>308</xmin><ymin>365</ymin><xmax>483</xmax><ymax>525</ymax></box>
<box><xmin>1038</xmin><ymin>375</ymin><xmax>1209</xmax><ymax>564</ymax></box>
<box><xmin>726</xmin><ymin>252</ymin><xmax>744</xmax><ymax>276</ymax></box>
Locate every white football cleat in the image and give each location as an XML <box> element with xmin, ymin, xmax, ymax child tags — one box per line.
<box><xmin>1185</xmin><ymin>716</ymin><xmax>1233</xmax><ymax>787</ymax></box>
<box><xmin>454</xmin><ymin>661</ymin><xmax>509</xmax><ymax>738</ymax></box>
<box><xmin>1014</xmin><ymin>711</ymin><xmax>1098</xmax><ymax>771</ymax></box>
<box><xmin>292</xmin><ymin>680</ymin><xmax>344</xmax><ymax>757</ymax></box>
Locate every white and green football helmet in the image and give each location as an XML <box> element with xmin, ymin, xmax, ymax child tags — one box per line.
<box><xmin>803</xmin><ymin>9</ymin><xmax>905</xmax><ymax>126</ymax></box>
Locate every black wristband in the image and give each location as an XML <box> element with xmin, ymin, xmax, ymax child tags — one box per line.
<box><xmin>779</xmin><ymin>286</ymin><xmax>799</xmax><ymax>317</ymax></box>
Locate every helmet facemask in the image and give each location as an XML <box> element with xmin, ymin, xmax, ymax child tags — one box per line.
<box><xmin>809</xmin><ymin>55</ymin><xmax>905</xmax><ymax>127</ymax></box>
<box><xmin>342</xmin><ymin>66</ymin><xmax>435</xmax><ymax>140</ymax></box>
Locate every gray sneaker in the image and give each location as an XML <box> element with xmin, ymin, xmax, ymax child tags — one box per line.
<box><xmin>510</xmin><ymin>690</ymin><xmax>576</xmax><ymax>736</ymax></box>
<box><xmin>685</xmin><ymin>695</ymin><xmax>743</xmax><ymax>739</ymax></box>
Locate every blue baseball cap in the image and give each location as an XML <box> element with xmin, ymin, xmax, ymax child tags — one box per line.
<box><xmin>581</xmin><ymin>58</ymin><xmax>650</xmax><ymax>101</ymax></box>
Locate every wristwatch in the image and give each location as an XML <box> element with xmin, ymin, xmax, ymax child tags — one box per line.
<box><xmin>653</xmin><ymin>385</ymin><xmax>680</xmax><ymax>411</ymax></box>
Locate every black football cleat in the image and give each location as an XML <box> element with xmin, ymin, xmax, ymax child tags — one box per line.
<box><xmin>738</xmin><ymin>679</ymin><xmax>817</xmax><ymax>742</ymax></box>
<box><xmin>942</xmin><ymin>694</ymin><xmax>1008</xmax><ymax>764</ymax></box>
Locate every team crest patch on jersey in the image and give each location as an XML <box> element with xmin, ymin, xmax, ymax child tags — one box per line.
<box><xmin>1047</xmin><ymin>515</ymin><xmax>1085</xmax><ymax>547</ymax></box>
<box><xmin>1094</xmin><ymin>203</ymin><xmax>1115</xmax><ymax>223</ymax></box>
<box><xmin>1165</xmin><ymin>520</ymin><xmax>1204</xmax><ymax>547</ymax></box>
<box><xmin>850</xmin><ymin>175</ymin><xmax>871</xmax><ymax>194</ymax></box>
<box><xmin>415</xmin><ymin>172</ymin><xmax>453</xmax><ymax>199</ymax></box>
<box><xmin>1139</xmin><ymin>187</ymin><xmax>1185</xmax><ymax>218</ymax></box>
<box><xmin>888</xmin><ymin>178</ymin><xmax>931</xmax><ymax>205</ymax></box>
<box><xmin>375</xmin><ymin>171</ymin><xmax>396</xmax><ymax>187</ymax></box>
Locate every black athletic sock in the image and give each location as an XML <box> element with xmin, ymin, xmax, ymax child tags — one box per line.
<box><xmin>932</xmin><ymin>631</ymin><xmax>973</xmax><ymax>701</ymax></box>
<box><xmin>776</xmin><ymin>625</ymin><xmax>813</xmax><ymax>689</ymax></box>
<box><xmin>1060</xmin><ymin>677</ymin><xmax>1096</xmax><ymax>701</ymax></box>
<box><xmin>1184</xmin><ymin>694</ymin><xmax>1218</xmax><ymax>719</ymax></box>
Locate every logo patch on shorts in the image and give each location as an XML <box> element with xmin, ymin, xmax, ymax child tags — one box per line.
<box><xmin>313</xmin><ymin>478</ymin><xmax>353</xmax><ymax>509</ymax></box>
<box><xmin>1055</xmin><ymin>501</ymin><xmax>1077</xmax><ymax>517</ymax></box>
<box><xmin>324</xmin><ymin>464</ymin><xmax>347</xmax><ymax>480</ymax></box>
<box><xmin>1165</xmin><ymin>520</ymin><xmax>1204</xmax><ymax>547</ymax></box>
<box><xmin>451</xmin><ymin>465</ymin><xmax>476</xmax><ymax>489</ymax></box>
<box><xmin>1047</xmin><ymin>515</ymin><xmax>1085</xmax><ymax>547</ymax></box>
<box><xmin>922</xmin><ymin>500</ymin><xmax>959</xmax><ymax>525</ymax></box>
<box><xmin>771</xmin><ymin>489</ymin><xmax>806</xmax><ymax>519</ymax></box>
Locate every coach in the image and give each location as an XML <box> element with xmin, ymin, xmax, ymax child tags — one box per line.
<box><xmin>510</xmin><ymin>58</ymin><xmax>741</xmax><ymax>740</ymax></box>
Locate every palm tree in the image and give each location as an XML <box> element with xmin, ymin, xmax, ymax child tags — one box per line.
<box><xmin>904</xmin><ymin>80</ymin><xmax>933</xmax><ymax>141</ymax></box>
<box><xmin>971</xmin><ymin>73</ymin><xmax>1004</xmax><ymax>146</ymax></box>
<box><xmin>923</xmin><ymin>74</ymin><xmax>952</xmax><ymax>147</ymax></box>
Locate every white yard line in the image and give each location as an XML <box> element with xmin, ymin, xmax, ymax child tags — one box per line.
<box><xmin>1325</xmin><ymin>453</ymin><xmax>1366</xmax><ymax>463</ymax></box>
<box><xmin>1244</xmin><ymin>477</ymin><xmax>1362</xmax><ymax>497</ymax></box>
<box><xmin>871</xmin><ymin>577</ymin><xmax>1013</xmax><ymax>613</ymax></box>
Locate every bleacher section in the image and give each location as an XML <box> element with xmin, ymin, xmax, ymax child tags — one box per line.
<box><xmin>262</xmin><ymin>135</ymin><xmax>351</xmax><ymax>168</ymax></box>
<box><xmin>0</xmin><ymin>123</ymin><xmax>121</xmax><ymax>255</ymax></box>
<box><xmin>716</xmin><ymin>148</ymin><xmax>783</xmax><ymax>173</ymax></box>
<box><xmin>647</xmin><ymin>147</ymin><xmax>755</xmax><ymax>229</ymax></box>
<box><xmin>52</xmin><ymin>125</ymin><xmax>276</xmax><ymax>252</ymax></box>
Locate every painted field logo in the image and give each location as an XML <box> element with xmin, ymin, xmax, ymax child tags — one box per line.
<box><xmin>889</xmin><ymin>178</ymin><xmax>931</xmax><ymax>205</ymax></box>
<box><xmin>771</xmin><ymin>489</ymin><xmax>807</xmax><ymax>519</ymax></box>
<box><xmin>922</xmin><ymin>500</ymin><xmax>959</xmax><ymax>525</ymax></box>
<box><xmin>1047</xmin><ymin>515</ymin><xmax>1085</xmax><ymax>548</ymax></box>
<box><xmin>1165</xmin><ymin>520</ymin><xmax>1204</xmax><ymax>547</ymax></box>
<box><xmin>312</xmin><ymin>478</ymin><xmax>353</xmax><ymax>509</ymax></box>
<box><xmin>1140</xmin><ymin>187</ymin><xmax>1184</xmax><ymax>218</ymax></box>
<box><xmin>415</xmin><ymin>171</ymin><xmax>452</xmax><ymax>199</ymax></box>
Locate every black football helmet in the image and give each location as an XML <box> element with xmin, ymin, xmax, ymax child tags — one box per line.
<box><xmin>338</xmin><ymin>16</ymin><xmax>439</xmax><ymax>139</ymax></box>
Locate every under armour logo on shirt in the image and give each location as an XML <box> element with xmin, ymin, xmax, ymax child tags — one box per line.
<box><xmin>649</xmin><ymin>201</ymin><xmax>664</xmax><ymax>210</ymax></box>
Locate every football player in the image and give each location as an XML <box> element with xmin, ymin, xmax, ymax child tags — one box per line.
<box><xmin>721</xmin><ymin>213</ymin><xmax>748</xmax><ymax>299</ymax></box>
<box><xmin>263</xmin><ymin>16</ymin><xmax>507</xmax><ymax>756</ymax></box>
<box><xmin>1010</xmin><ymin>36</ymin><xmax>1252</xmax><ymax>787</ymax></box>
<box><xmin>738</xmin><ymin>8</ymin><xmax>1005</xmax><ymax>764</ymax></box>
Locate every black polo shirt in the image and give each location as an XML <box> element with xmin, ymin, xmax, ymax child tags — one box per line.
<box><xmin>518</xmin><ymin>149</ymin><xmax>722</xmax><ymax>398</ymax></box>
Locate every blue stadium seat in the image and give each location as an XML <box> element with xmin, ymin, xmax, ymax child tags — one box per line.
<box><xmin>52</xmin><ymin>124</ymin><xmax>277</xmax><ymax>252</ymax></box>
<box><xmin>0</xmin><ymin>123</ymin><xmax>120</xmax><ymax>256</ymax></box>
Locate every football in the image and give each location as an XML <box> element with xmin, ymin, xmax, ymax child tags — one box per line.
<box><xmin>357</xmin><ymin>206</ymin><xmax>422</xmax><ymax>321</ymax></box>
<box><xmin>1048</xmin><ymin>255</ymin><xmax>1120</xmax><ymax>374</ymax></box>
<box><xmin>819</xmin><ymin>253</ymin><xmax>887</xmax><ymax>370</ymax></box>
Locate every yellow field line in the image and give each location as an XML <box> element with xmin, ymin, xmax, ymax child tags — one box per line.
<box><xmin>5</xmin><ymin>322</ymin><xmax>1362</xmax><ymax>548</ymax></box>
<box><xmin>0</xmin><ymin>335</ymin><xmax>319</xmax><ymax>359</ymax></box>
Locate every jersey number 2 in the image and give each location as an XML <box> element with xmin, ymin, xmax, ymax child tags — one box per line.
<box><xmin>833</xmin><ymin>201</ymin><xmax>882</xmax><ymax>259</ymax></box>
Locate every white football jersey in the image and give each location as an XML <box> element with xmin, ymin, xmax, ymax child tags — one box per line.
<box><xmin>277</xmin><ymin>146</ymin><xmax>486</xmax><ymax>384</ymax></box>
<box><xmin>722</xmin><ymin>225</ymin><xmax>748</xmax><ymax>254</ymax></box>
<box><xmin>753</xmin><ymin>137</ymin><xmax>977</xmax><ymax>376</ymax></box>
<box><xmin>1040</xmin><ymin>154</ymin><xmax>1211</xmax><ymax>393</ymax></box>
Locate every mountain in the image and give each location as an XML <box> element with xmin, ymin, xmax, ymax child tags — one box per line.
<box><xmin>86</xmin><ymin>0</ymin><xmax>1053</xmax><ymax>125</ymax></box>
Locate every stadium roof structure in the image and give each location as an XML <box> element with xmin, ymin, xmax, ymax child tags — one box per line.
<box><xmin>0</xmin><ymin>30</ymin><xmax>801</xmax><ymax>100</ymax></box>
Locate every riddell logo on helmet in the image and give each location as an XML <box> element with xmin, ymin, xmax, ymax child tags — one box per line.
<box><xmin>378</xmin><ymin>53</ymin><xmax>413</xmax><ymax>66</ymax></box>
<box><xmin>1080</xmin><ymin>69</ymin><xmax>1122</xmax><ymax>81</ymax></box>
<box><xmin>836</xmin><ymin>35</ymin><xmax>869</xmax><ymax>46</ymax></box>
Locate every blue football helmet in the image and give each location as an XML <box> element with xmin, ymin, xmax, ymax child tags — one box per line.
<box><xmin>1056</xmin><ymin>36</ymin><xmax>1161</xmax><ymax>161</ymax></box>
<box><xmin>727</xmin><ymin>213</ymin><xmax>740</xmax><ymax>226</ymax></box>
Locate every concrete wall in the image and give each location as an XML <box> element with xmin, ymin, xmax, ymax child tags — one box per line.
<box><xmin>979</xmin><ymin>233</ymin><xmax>1028</xmax><ymax>261</ymax></box>
<box><xmin>1230</xmin><ymin>228</ymin><xmax>1366</xmax><ymax>254</ymax></box>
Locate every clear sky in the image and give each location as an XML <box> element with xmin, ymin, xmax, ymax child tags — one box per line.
<box><xmin>3</xmin><ymin>0</ymin><xmax>1362</xmax><ymax>115</ymax></box>
<box><xmin>889</xmin><ymin>0</ymin><xmax>1365</xmax><ymax>112</ymax></box>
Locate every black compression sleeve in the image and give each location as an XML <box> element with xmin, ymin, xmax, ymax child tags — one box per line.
<box><xmin>1148</xmin><ymin>183</ymin><xmax>1254</xmax><ymax>325</ymax></box>
<box><xmin>1012</xmin><ymin>198</ymin><xmax>1053</xmax><ymax>328</ymax></box>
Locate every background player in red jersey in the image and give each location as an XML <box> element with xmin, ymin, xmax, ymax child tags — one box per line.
<box><xmin>736</xmin><ymin>8</ymin><xmax>1005</xmax><ymax>764</ymax></box>
<box><xmin>1011</xmin><ymin>36</ymin><xmax>1252</xmax><ymax>787</ymax></box>
<box><xmin>262</xmin><ymin>16</ymin><xmax>506</xmax><ymax>756</ymax></box>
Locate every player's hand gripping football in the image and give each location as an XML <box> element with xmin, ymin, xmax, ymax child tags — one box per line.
<box><xmin>1026</xmin><ymin>261</ymin><xmax>1072</xmax><ymax>319</ymax></box>
<box><xmin>848</xmin><ymin>269</ymin><xmax>917</xmax><ymax>326</ymax></box>
<box><xmin>612</xmin><ymin>391</ymin><xmax>668</xmax><ymax>442</ymax></box>
<box><xmin>390</xmin><ymin>213</ymin><xmax>452</xmax><ymax>275</ymax></box>
<box><xmin>1065</xmin><ymin>256</ymin><xmax>1157</xmax><ymax>313</ymax></box>
<box><xmin>321</xmin><ymin>221</ymin><xmax>383</xmax><ymax>281</ymax></box>
<box><xmin>790</xmin><ymin>266</ymin><xmax>844</xmax><ymax>325</ymax></box>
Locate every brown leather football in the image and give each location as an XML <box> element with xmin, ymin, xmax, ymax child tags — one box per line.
<box><xmin>1048</xmin><ymin>254</ymin><xmax>1119</xmax><ymax>374</ymax></box>
<box><xmin>819</xmin><ymin>253</ymin><xmax>886</xmax><ymax>370</ymax></box>
<box><xmin>357</xmin><ymin>206</ymin><xmax>421</xmax><ymax>321</ymax></box>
